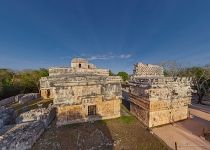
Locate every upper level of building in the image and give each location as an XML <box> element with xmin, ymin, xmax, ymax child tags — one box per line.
<box><xmin>48</xmin><ymin>58</ymin><xmax>109</xmax><ymax>76</ymax></box>
<box><xmin>133</xmin><ymin>62</ymin><xmax>164</xmax><ymax>77</ymax></box>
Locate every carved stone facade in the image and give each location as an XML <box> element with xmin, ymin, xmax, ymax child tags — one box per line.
<box><xmin>129</xmin><ymin>63</ymin><xmax>191</xmax><ymax>128</ymax></box>
<box><xmin>40</xmin><ymin>58</ymin><xmax>122</xmax><ymax>126</ymax></box>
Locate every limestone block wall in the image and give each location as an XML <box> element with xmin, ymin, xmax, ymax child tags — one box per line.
<box><xmin>133</xmin><ymin>63</ymin><xmax>164</xmax><ymax>77</ymax></box>
<box><xmin>48</xmin><ymin>67</ymin><xmax>109</xmax><ymax>76</ymax></box>
<box><xmin>129</xmin><ymin>77</ymin><xmax>192</xmax><ymax>128</ymax></box>
<box><xmin>39</xmin><ymin>58</ymin><xmax>122</xmax><ymax>126</ymax></box>
<box><xmin>56</xmin><ymin>96</ymin><xmax>121</xmax><ymax>126</ymax></box>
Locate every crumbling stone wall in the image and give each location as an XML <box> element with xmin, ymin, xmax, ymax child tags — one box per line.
<box><xmin>0</xmin><ymin>106</ymin><xmax>55</xmax><ymax>150</ymax></box>
<box><xmin>0</xmin><ymin>121</ymin><xmax>45</xmax><ymax>150</ymax></box>
<box><xmin>133</xmin><ymin>62</ymin><xmax>164</xmax><ymax>77</ymax></box>
<box><xmin>16</xmin><ymin>105</ymin><xmax>56</xmax><ymax>127</ymax></box>
<box><xmin>40</xmin><ymin>58</ymin><xmax>122</xmax><ymax>126</ymax></box>
<box><xmin>0</xmin><ymin>93</ymin><xmax>40</xmax><ymax>106</ymax></box>
<box><xmin>48</xmin><ymin>58</ymin><xmax>109</xmax><ymax>77</ymax></box>
<box><xmin>0</xmin><ymin>107</ymin><xmax>16</xmax><ymax>129</ymax></box>
<box><xmin>129</xmin><ymin>63</ymin><xmax>192</xmax><ymax>127</ymax></box>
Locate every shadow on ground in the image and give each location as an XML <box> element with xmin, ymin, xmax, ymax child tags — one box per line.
<box><xmin>32</xmin><ymin>104</ymin><xmax>169</xmax><ymax>150</ymax></box>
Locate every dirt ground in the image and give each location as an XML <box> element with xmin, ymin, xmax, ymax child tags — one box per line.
<box><xmin>152</xmin><ymin>107</ymin><xmax>210</xmax><ymax>150</ymax></box>
<box><xmin>32</xmin><ymin>105</ymin><xmax>169</xmax><ymax>150</ymax></box>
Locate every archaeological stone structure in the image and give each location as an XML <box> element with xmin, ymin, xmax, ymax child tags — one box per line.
<box><xmin>40</xmin><ymin>58</ymin><xmax>122</xmax><ymax>126</ymax></box>
<box><xmin>0</xmin><ymin>105</ymin><xmax>55</xmax><ymax>150</ymax></box>
<box><xmin>129</xmin><ymin>62</ymin><xmax>192</xmax><ymax>128</ymax></box>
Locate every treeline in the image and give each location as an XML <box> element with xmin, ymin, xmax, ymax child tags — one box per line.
<box><xmin>162</xmin><ymin>61</ymin><xmax>210</xmax><ymax>104</ymax></box>
<box><xmin>0</xmin><ymin>68</ymin><xmax>48</xmax><ymax>100</ymax></box>
<box><xmin>109</xmin><ymin>71</ymin><xmax>129</xmax><ymax>81</ymax></box>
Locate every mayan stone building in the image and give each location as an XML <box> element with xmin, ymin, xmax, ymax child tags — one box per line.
<box><xmin>129</xmin><ymin>62</ymin><xmax>192</xmax><ymax>128</ymax></box>
<box><xmin>40</xmin><ymin>58</ymin><xmax>122</xmax><ymax>126</ymax></box>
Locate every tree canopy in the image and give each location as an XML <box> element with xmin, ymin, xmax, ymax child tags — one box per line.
<box><xmin>117</xmin><ymin>71</ymin><xmax>129</xmax><ymax>81</ymax></box>
<box><xmin>0</xmin><ymin>68</ymin><xmax>48</xmax><ymax>100</ymax></box>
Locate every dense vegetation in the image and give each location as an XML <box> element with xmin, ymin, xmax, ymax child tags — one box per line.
<box><xmin>163</xmin><ymin>62</ymin><xmax>210</xmax><ymax>104</ymax></box>
<box><xmin>109</xmin><ymin>70</ymin><xmax>129</xmax><ymax>81</ymax></box>
<box><xmin>0</xmin><ymin>68</ymin><xmax>48</xmax><ymax>100</ymax></box>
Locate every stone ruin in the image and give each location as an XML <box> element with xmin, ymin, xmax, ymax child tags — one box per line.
<box><xmin>0</xmin><ymin>93</ymin><xmax>40</xmax><ymax>107</ymax></box>
<box><xmin>40</xmin><ymin>58</ymin><xmax>122</xmax><ymax>126</ymax></box>
<box><xmin>0</xmin><ymin>105</ymin><xmax>55</xmax><ymax>150</ymax></box>
<box><xmin>129</xmin><ymin>62</ymin><xmax>192</xmax><ymax>127</ymax></box>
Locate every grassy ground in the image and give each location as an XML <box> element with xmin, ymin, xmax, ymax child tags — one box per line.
<box><xmin>32</xmin><ymin>105</ymin><xmax>170</xmax><ymax>150</ymax></box>
<box><xmin>8</xmin><ymin>98</ymin><xmax>53</xmax><ymax>115</ymax></box>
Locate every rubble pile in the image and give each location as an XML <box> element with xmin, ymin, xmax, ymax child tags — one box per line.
<box><xmin>0</xmin><ymin>105</ymin><xmax>55</xmax><ymax>150</ymax></box>
<box><xmin>0</xmin><ymin>107</ymin><xmax>16</xmax><ymax>129</ymax></box>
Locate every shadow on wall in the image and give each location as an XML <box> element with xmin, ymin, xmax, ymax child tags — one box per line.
<box><xmin>122</xmin><ymin>86</ymin><xmax>130</xmax><ymax>111</ymax></box>
<box><xmin>32</xmin><ymin>112</ymin><xmax>114</xmax><ymax>150</ymax></box>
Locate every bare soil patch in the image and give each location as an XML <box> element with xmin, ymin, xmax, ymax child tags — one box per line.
<box><xmin>32</xmin><ymin>105</ymin><xmax>169</xmax><ymax>150</ymax></box>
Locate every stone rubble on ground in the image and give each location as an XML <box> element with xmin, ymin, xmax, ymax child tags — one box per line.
<box><xmin>0</xmin><ymin>105</ymin><xmax>55</xmax><ymax>150</ymax></box>
<box><xmin>0</xmin><ymin>107</ymin><xmax>16</xmax><ymax>129</ymax></box>
<box><xmin>16</xmin><ymin>104</ymin><xmax>56</xmax><ymax>128</ymax></box>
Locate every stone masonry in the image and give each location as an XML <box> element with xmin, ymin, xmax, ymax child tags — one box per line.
<box><xmin>0</xmin><ymin>105</ymin><xmax>55</xmax><ymax>150</ymax></box>
<box><xmin>129</xmin><ymin>62</ymin><xmax>192</xmax><ymax>128</ymax></box>
<box><xmin>40</xmin><ymin>58</ymin><xmax>122</xmax><ymax>126</ymax></box>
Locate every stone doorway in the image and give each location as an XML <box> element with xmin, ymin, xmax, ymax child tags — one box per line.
<box><xmin>47</xmin><ymin>89</ymin><xmax>50</xmax><ymax>98</ymax></box>
<box><xmin>88</xmin><ymin>105</ymin><xmax>96</xmax><ymax>116</ymax></box>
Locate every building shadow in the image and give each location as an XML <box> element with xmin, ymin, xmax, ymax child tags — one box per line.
<box><xmin>121</xmin><ymin>84</ymin><xmax>130</xmax><ymax>111</ymax></box>
<box><xmin>32</xmin><ymin>112</ymin><xmax>114</xmax><ymax>150</ymax></box>
<box><xmin>176</xmin><ymin>114</ymin><xmax>210</xmax><ymax>138</ymax></box>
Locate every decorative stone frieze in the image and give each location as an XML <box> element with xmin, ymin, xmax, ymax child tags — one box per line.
<box><xmin>40</xmin><ymin>58</ymin><xmax>122</xmax><ymax>126</ymax></box>
<box><xmin>129</xmin><ymin>62</ymin><xmax>192</xmax><ymax>127</ymax></box>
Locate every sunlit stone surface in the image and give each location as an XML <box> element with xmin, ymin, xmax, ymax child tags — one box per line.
<box><xmin>129</xmin><ymin>62</ymin><xmax>192</xmax><ymax>127</ymax></box>
<box><xmin>40</xmin><ymin>58</ymin><xmax>122</xmax><ymax>126</ymax></box>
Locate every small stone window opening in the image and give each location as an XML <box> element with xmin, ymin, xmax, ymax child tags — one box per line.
<box><xmin>88</xmin><ymin>65</ymin><xmax>90</xmax><ymax>69</ymax></box>
<box><xmin>88</xmin><ymin>105</ymin><xmax>96</xmax><ymax>116</ymax></box>
<box><xmin>79</xmin><ymin>63</ymin><xmax>81</xmax><ymax>68</ymax></box>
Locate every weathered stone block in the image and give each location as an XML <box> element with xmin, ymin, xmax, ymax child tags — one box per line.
<box><xmin>40</xmin><ymin>58</ymin><xmax>122</xmax><ymax>126</ymax></box>
<box><xmin>129</xmin><ymin>62</ymin><xmax>192</xmax><ymax>128</ymax></box>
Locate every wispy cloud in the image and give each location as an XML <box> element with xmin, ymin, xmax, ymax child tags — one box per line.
<box><xmin>87</xmin><ymin>54</ymin><xmax>132</xmax><ymax>60</ymax></box>
<box><xmin>59</xmin><ymin>53</ymin><xmax>132</xmax><ymax>60</ymax></box>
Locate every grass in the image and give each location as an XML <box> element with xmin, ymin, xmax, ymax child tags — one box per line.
<box><xmin>119</xmin><ymin>115</ymin><xmax>135</xmax><ymax>124</ymax></box>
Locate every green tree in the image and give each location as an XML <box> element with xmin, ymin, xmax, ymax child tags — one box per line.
<box><xmin>179</xmin><ymin>67</ymin><xmax>210</xmax><ymax>104</ymax></box>
<box><xmin>0</xmin><ymin>68</ymin><xmax>49</xmax><ymax>100</ymax></box>
<box><xmin>109</xmin><ymin>70</ymin><xmax>115</xmax><ymax>76</ymax></box>
<box><xmin>117</xmin><ymin>71</ymin><xmax>129</xmax><ymax>81</ymax></box>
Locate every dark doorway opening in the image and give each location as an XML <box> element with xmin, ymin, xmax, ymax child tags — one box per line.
<box><xmin>79</xmin><ymin>63</ymin><xmax>81</xmax><ymax>68</ymax></box>
<box><xmin>47</xmin><ymin>89</ymin><xmax>50</xmax><ymax>98</ymax></box>
<box><xmin>88</xmin><ymin>105</ymin><xmax>96</xmax><ymax>116</ymax></box>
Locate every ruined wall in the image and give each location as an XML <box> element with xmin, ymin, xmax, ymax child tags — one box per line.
<box><xmin>40</xmin><ymin>58</ymin><xmax>122</xmax><ymax>126</ymax></box>
<box><xmin>47</xmin><ymin>58</ymin><xmax>109</xmax><ymax>77</ymax></box>
<box><xmin>71</xmin><ymin>58</ymin><xmax>96</xmax><ymax>69</ymax></box>
<box><xmin>52</xmin><ymin>76</ymin><xmax>122</xmax><ymax>126</ymax></box>
<box><xmin>133</xmin><ymin>62</ymin><xmax>164</xmax><ymax>77</ymax></box>
<box><xmin>129</xmin><ymin>63</ymin><xmax>192</xmax><ymax>128</ymax></box>
<box><xmin>56</xmin><ymin>97</ymin><xmax>121</xmax><ymax>126</ymax></box>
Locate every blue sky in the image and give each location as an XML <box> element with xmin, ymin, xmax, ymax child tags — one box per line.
<box><xmin>0</xmin><ymin>0</ymin><xmax>210</xmax><ymax>73</ymax></box>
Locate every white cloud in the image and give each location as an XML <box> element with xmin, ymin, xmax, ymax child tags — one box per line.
<box><xmin>59</xmin><ymin>53</ymin><xmax>132</xmax><ymax>61</ymax></box>
<box><xmin>88</xmin><ymin>54</ymin><xmax>131</xmax><ymax>60</ymax></box>
<box><xmin>119</xmin><ymin>54</ymin><xmax>131</xmax><ymax>59</ymax></box>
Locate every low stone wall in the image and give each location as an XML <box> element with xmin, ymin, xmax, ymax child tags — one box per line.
<box><xmin>0</xmin><ymin>94</ymin><xmax>24</xmax><ymax>106</ymax></box>
<box><xmin>18</xmin><ymin>93</ymin><xmax>40</xmax><ymax>104</ymax></box>
<box><xmin>0</xmin><ymin>105</ymin><xmax>55</xmax><ymax>150</ymax></box>
<box><xmin>0</xmin><ymin>93</ymin><xmax>40</xmax><ymax>106</ymax></box>
<box><xmin>16</xmin><ymin>105</ymin><xmax>56</xmax><ymax>128</ymax></box>
<box><xmin>0</xmin><ymin>121</ymin><xmax>45</xmax><ymax>150</ymax></box>
<box><xmin>0</xmin><ymin>107</ymin><xmax>16</xmax><ymax>129</ymax></box>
